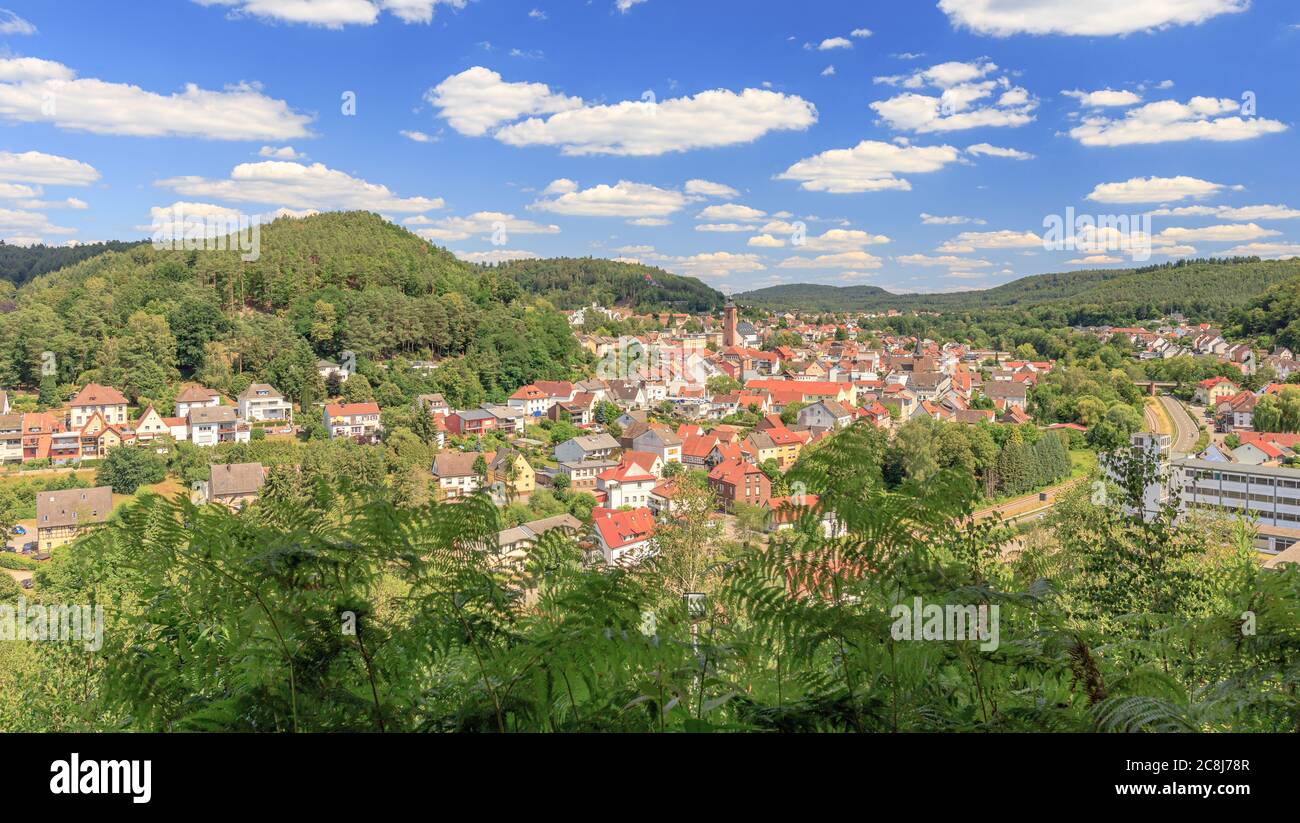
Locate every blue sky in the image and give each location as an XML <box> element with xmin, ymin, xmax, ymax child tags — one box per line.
<box><xmin>1</xmin><ymin>0</ymin><xmax>1298</xmax><ymax>293</ymax></box>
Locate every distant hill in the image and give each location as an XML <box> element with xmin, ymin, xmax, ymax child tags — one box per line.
<box><xmin>0</xmin><ymin>240</ymin><xmax>144</xmax><ymax>287</ymax></box>
<box><xmin>485</xmin><ymin>257</ymin><xmax>725</xmax><ymax>313</ymax></box>
<box><xmin>2</xmin><ymin>211</ymin><xmax>585</xmax><ymax>408</ymax></box>
<box><xmin>737</xmin><ymin>257</ymin><xmax>1300</xmax><ymax>320</ymax></box>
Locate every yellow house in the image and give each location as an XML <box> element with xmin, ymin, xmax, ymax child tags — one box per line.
<box><xmin>489</xmin><ymin>449</ymin><xmax>535</xmax><ymax>499</ymax></box>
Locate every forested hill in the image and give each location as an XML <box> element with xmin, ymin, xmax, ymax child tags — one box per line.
<box><xmin>0</xmin><ymin>211</ymin><xmax>586</xmax><ymax>411</ymax></box>
<box><xmin>487</xmin><ymin>256</ymin><xmax>725</xmax><ymax>312</ymax></box>
<box><xmin>0</xmin><ymin>239</ymin><xmax>144</xmax><ymax>287</ymax></box>
<box><xmin>737</xmin><ymin>257</ymin><xmax>1300</xmax><ymax>322</ymax></box>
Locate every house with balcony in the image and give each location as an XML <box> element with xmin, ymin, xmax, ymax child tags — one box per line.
<box><xmin>175</xmin><ymin>385</ymin><xmax>223</xmax><ymax>418</ymax></box>
<box><xmin>237</xmin><ymin>383</ymin><xmax>293</xmax><ymax>422</ymax></box>
<box><xmin>432</xmin><ymin>451</ymin><xmax>482</xmax><ymax>500</ymax></box>
<box><xmin>189</xmin><ymin>405</ymin><xmax>251</xmax><ymax>446</ymax></box>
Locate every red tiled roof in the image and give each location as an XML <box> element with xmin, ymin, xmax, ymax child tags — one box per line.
<box><xmin>70</xmin><ymin>383</ymin><xmax>127</xmax><ymax>407</ymax></box>
<box><xmin>592</xmin><ymin>507</ymin><xmax>655</xmax><ymax>550</ymax></box>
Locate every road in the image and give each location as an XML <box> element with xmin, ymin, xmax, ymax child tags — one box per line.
<box><xmin>1158</xmin><ymin>394</ymin><xmax>1201</xmax><ymax>455</ymax></box>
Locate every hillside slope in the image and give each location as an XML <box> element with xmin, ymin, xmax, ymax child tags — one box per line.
<box><xmin>488</xmin><ymin>256</ymin><xmax>724</xmax><ymax>312</ymax></box>
<box><xmin>737</xmin><ymin>257</ymin><xmax>1300</xmax><ymax>320</ymax></box>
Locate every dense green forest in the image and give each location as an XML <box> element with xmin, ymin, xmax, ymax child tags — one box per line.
<box><xmin>1230</xmin><ymin>272</ymin><xmax>1300</xmax><ymax>351</ymax></box>
<box><xmin>2</xmin><ymin>425</ymin><xmax>1293</xmax><ymax>732</ymax></box>
<box><xmin>486</xmin><ymin>256</ymin><xmax>724</xmax><ymax>312</ymax></box>
<box><xmin>739</xmin><ymin>257</ymin><xmax>1300</xmax><ymax>324</ymax></box>
<box><xmin>0</xmin><ymin>240</ymin><xmax>143</xmax><ymax>288</ymax></box>
<box><xmin>0</xmin><ymin>211</ymin><xmax>587</xmax><ymax>413</ymax></box>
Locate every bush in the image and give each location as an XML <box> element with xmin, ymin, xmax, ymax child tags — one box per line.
<box><xmin>0</xmin><ymin>553</ymin><xmax>37</xmax><ymax>571</ymax></box>
<box><xmin>95</xmin><ymin>447</ymin><xmax>167</xmax><ymax>494</ymax></box>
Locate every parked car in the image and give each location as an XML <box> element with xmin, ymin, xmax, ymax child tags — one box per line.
<box><xmin>21</xmin><ymin>541</ymin><xmax>36</xmax><ymax>553</ymax></box>
<box><xmin>11</xmin><ymin>525</ymin><xmax>25</xmax><ymax>535</ymax></box>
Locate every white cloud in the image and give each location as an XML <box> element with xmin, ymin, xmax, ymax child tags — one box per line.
<box><xmin>747</xmin><ymin>234</ymin><xmax>785</xmax><ymax>248</ymax></box>
<box><xmin>0</xmin><ymin>56</ymin><xmax>312</xmax><ymax>140</ymax></box>
<box><xmin>407</xmin><ymin>211</ymin><xmax>559</xmax><ymax>242</ymax></box>
<box><xmin>1086</xmin><ymin>175</ymin><xmax>1236</xmax><ymax>203</ymax></box>
<box><xmin>821</xmin><ymin>65</ymin><xmax>836</xmax><ymax>77</ymax></box>
<box><xmin>427</xmin><ymin>66</ymin><xmax>582</xmax><ymax>137</ymax></box>
<box><xmin>897</xmin><ymin>253</ymin><xmax>993</xmax><ymax>267</ymax></box>
<box><xmin>683</xmin><ymin>179</ymin><xmax>739</xmax><ymax>198</ymax></box>
<box><xmin>851</xmin><ymin>28</ymin><xmax>873</xmax><ymax>37</ymax></box>
<box><xmin>431</xmin><ymin>67</ymin><xmax>815</xmax><ymax>156</ymax></box>
<box><xmin>668</xmin><ymin>251</ymin><xmax>766</xmax><ymax>278</ymax></box>
<box><xmin>871</xmin><ymin>59</ymin><xmax>1036</xmax><ymax>133</ymax></box>
<box><xmin>778</xmin><ymin>251</ymin><xmax>884</xmax><ymax>269</ymax></box>
<box><xmin>400</xmin><ymin>130</ymin><xmax>437</xmax><ymax>143</ymax></box>
<box><xmin>938</xmin><ymin>0</ymin><xmax>1249</xmax><ymax>37</ymax></box>
<box><xmin>0</xmin><ymin>207</ymin><xmax>75</xmax><ymax>239</ymax></box>
<box><xmin>818</xmin><ymin>37</ymin><xmax>852</xmax><ymax>50</ymax></box>
<box><xmin>0</xmin><ymin>9</ymin><xmax>36</xmax><ymax>35</ymax></box>
<box><xmin>938</xmin><ymin>229</ymin><xmax>1042</xmax><ymax>252</ymax></box>
<box><xmin>1157</xmin><ymin>223</ymin><xmax>1280</xmax><ymax>243</ymax></box>
<box><xmin>1068</xmin><ymin>254</ymin><xmax>1125</xmax><ymax>264</ymax></box>
<box><xmin>921</xmin><ymin>212</ymin><xmax>986</xmax><ymax>225</ymax></box>
<box><xmin>801</xmin><ymin>229</ymin><xmax>891</xmax><ymax>251</ymax></box>
<box><xmin>627</xmin><ymin>217</ymin><xmax>670</xmax><ymax>227</ymax></box>
<box><xmin>695</xmin><ymin>223</ymin><xmax>752</xmax><ymax>233</ymax></box>
<box><xmin>1148</xmin><ymin>204</ymin><xmax>1300</xmax><ymax>221</ymax></box>
<box><xmin>1068</xmin><ymin>96</ymin><xmax>1286</xmax><ymax>146</ymax></box>
<box><xmin>530</xmin><ymin>179</ymin><xmax>687</xmax><ymax>218</ymax></box>
<box><xmin>966</xmin><ymin>142</ymin><xmax>1034</xmax><ymax>159</ymax></box>
<box><xmin>1221</xmin><ymin>242</ymin><xmax>1300</xmax><ymax>259</ymax></box>
<box><xmin>777</xmin><ymin>139</ymin><xmax>961</xmax><ymax>193</ymax></box>
<box><xmin>258</xmin><ymin>145</ymin><xmax>305</xmax><ymax>160</ymax></box>
<box><xmin>194</xmin><ymin>0</ymin><xmax>465</xmax><ymax>27</ymax></box>
<box><xmin>157</xmin><ymin>160</ymin><xmax>444</xmax><ymax>213</ymax></box>
<box><xmin>696</xmin><ymin>203</ymin><xmax>765</xmax><ymax>222</ymax></box>
<box><xmin>495</xmin><ymin>88</ymin><xmax>817</xmax><ymax>156</ymax></box>
<box><xmin>616</xmin><ymin>0</ymin><xmax>648</xmax><ymax>12</ymax></box>
<box><xmin>0</xmin><ymin>150</ymin><xmax>100</xmax><ymax>185</ymax></box>
<box><xmin>1063</xmin><ymin>88</ymin><xmax>1142</xmax><ymax>107</ymax></box>
<box><xmin>454</xmin><ymin>248</ymin><xmax>540</xmax><ymax>264</ymax></box>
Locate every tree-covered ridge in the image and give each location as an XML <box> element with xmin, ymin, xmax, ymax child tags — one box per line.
<box><xmin>0</xmin><ymin>210</ymin><xmax>586</xmax><ymax>412</ymax></box>
<box><xmin>738</xmin><ymin>257</ymin><xmax>1300</xmax><ymax>323</ymax></box>
<box><xmin>1231</xmin><ymin>272</ymin><xmax>1300</xmax><ymax>351</ymax></box>
<box><xmin>0</xmin><ymin>239</ymin><xmax>145</xmax><ymax>288</ymax></box>
<box><xmin>486</xmin><ymin>256</ymin><xmax>725</xmax><ymax>312</ymax></box>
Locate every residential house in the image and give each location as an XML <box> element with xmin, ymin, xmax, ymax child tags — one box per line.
<box><xmin>238</xmin><ymin>383</ymin><xmax>293</xmax><ymax>422</ymax></box>
<box><xmin>554</xmin><ymin>433</ymin><xmax>620</xmax><ymax>464</ymax></box>
<box><xmin>592</xmin><ymin>507</ymin><xmax>656</xmax><ymax>567</ymax></box>
<box><xmin>323</xmin><ymin>402</ymin><xmax>382</xmax><ymax>443</ymax></box>
<box><xmin>596</xmin><ymin>457</ymin><xmax>658</xmax><ymax>509</ymax></box>
<box><xmin>797</xmin><ymin>399</ymin><xmax>853</xmax><ymax>431</ymax></box>
<box><xmin>446</xmin><ymin>408</ymin><xmax>497</xmax><ymax>437</ymax></box>
<box><xmin>556</xmin><ymin>459</ymin><xmax>617</xmax><ymax>491</ymax></box>
<box><xmin>36</xmin><ymin>486</ymin><xmax>112</xmax><ymax>552</ymax></box>
<box><xmin>204</xmin><ymin>462</ymin><xmax>266</xmax><ymax>510</ymax></box>
<box><xmin>432</xmin><ymin>451</ymin><xmax>482</xmax><ymax>499</ymax></box>
<box><xmin>629</xmin><ymin>423</ymin><xmax>683</xmax><ymax>465</ymax></box>
<box><xmin>1195</xmin><ymin>376</ymin><xmax>1239</xmax><ymax>407</ymax></box>
<box><xmin>68</xmin><ymin>383</ymin><xmax>128</xmax><ymax>429</ymax></box>
<box><xmin>175</xmin><ymin>385</ymin><xmax>223</xmax><ymax>418</ymax></box>
<box><xmin>189</xmin><ymin>406</ymin><xmax>250</xmax><ymax>446</ymax></box>
<box><xmin>709</xmin><ymin>457</ymin><xmax>772</xmax><ymax>512</ymax></box>
<box><xmin>488</xmin><ymin>449</ymin><xmax>535</xmax><ymax>500</ymax></box>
